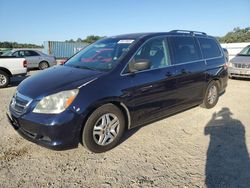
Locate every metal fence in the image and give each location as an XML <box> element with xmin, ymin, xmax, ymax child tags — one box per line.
<box><xmin>43</xmin><ymin>41</ymin><xmax>88</xmax><ymax>59</ymax></box>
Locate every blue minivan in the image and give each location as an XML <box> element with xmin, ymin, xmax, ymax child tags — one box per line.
<box><xmin>7</xmin><ymin>30</ymin><xmax>228</xmax><ymax>153</ymax></box>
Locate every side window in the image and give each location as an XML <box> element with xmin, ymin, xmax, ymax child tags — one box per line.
<box><xmin>198</xmin><ymin>38</ymin><xmax>221</xmax><ymax>59</ymax></box>
<box><xmin>24</xmin><ymin>51</ymin><xmax>32</xmax><ymax>57</ymax></box>
<box><xmin>169</xmin><ymin>36</ymin><xmax>201</xmax><ymax>64</ymax></box>
<box><xmin>127</xmin><ymin>37</ymin><xmax>171</xmax><ymax>72</ymax></box>
<box><xmin>19</xmin><ymin>51</ymin><xmax>25</xmax><ymax>57</ymax></box>
<box><xmin>28</xmin><ymin>50</ymin><xmax>40</xmax><ymax>56</ymax></box>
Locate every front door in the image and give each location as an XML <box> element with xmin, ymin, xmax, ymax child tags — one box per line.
<box><xmin>123</xmin><ymin>37</ymin><xmax>179</xmax><ymax>127</ymax></box>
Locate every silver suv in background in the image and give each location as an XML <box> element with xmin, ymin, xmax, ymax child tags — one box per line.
<box><xmin>1</xmin><ymin>49</ymin><xmax>57</xmax><ymax>70</ymax></box>
<box><xmin>228</xmin><ymin>45</ymin><xmax>250</xmax><ymax>78</ymax></box>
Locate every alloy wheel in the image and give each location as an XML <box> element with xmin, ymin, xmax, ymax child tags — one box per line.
<box><xmin>0</xmin><ymin>74</ymin><xmax>7</xmax><ymax>86</ymax></box>
<box><xmin>207</xmin><ymin>85</ymin><xmax>217</xmax><ymax>105</ymax></box>
<box><xmin>93</xmin><ymin>113</ymin><xmax>120</xmax><ymax>146</ymax></box>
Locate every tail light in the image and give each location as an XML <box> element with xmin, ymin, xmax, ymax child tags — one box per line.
<box><xmin>223</xmin><ymin>61</ymin><xmax>229</xmax><ymax>70</ymax></box>
<box><xmin>23</xmin><ymin>60</ymin><xmax>27</xmax><ymax>68</ymax></box>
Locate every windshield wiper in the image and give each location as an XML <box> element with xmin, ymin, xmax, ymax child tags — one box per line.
<box><xmin>238</xmin><ymin>54</ymin><xmax>250</xmax><ymax>56</ymax></box>
<box><xmin>73</xmin><ymin>65</ymin><xmax>99</xmax><ymax>71</ymax></box>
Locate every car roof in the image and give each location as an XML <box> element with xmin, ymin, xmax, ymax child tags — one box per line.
<box><xmin>110</xmin><ymin>30</ymin><xmax>212</xmax><ymax>40</ymax></box>
<box><xmin>12</xmin><ymin>49</ymin><xmax>38</xmax><ymax>51</ymax></box>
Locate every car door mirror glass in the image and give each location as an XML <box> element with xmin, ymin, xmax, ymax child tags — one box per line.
<box><xmin>129</xmin><ymin>60</ymin><xmax>151</xmax><ymax>72</ymax></box>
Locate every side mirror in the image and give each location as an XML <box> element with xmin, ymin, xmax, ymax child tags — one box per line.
<box><xmin>129</xmin><ymin>60</ymin><xmax>151</xmax><ymax>72</ymax></box>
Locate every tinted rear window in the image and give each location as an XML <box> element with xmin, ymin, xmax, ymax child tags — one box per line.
<box><xmin>28</xmin><ymin>50</ymin><xmax>40</xmax><ymax>56</ymax></box>
<box><xmin>169</xmin><ymin>36</ymin><xmax>201</xmax><ymax>64</ymax></box>
<box><xmin>198</xmin><ymin>38</ymin><xmax>221</xmax><ymax>58</ymax></box>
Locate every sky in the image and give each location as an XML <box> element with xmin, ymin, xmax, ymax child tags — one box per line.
<box><xmin>0</xmin><ymin>0</ymin><xmax>249</xmax><ymax>45</ymax></box>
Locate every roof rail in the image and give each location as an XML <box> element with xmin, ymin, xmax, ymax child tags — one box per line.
<box><xmin>170</xmin><ymin>30</ymin><xmax>207</xmax><ymax>36</ymax></box>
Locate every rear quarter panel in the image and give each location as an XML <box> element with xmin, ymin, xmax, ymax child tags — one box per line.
<box><xmin>205</xmin><ymin>56</ymin><xmax>228</xmax><ymax>93</ymax></box>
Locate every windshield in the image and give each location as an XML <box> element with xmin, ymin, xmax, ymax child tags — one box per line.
<box><xmin>1</xmin><ymin>50</ymin><xmax>13</xmax><ymax>56</ymax></box>
<box><xmin>238</xmin><ymin>45</ymin><xmax>250</xmax><ymax>56</ymax></box>
<box><xmin>65</xmin><ymin>38</ymin><xmax>135</xmax><ymax>71</ymax></box>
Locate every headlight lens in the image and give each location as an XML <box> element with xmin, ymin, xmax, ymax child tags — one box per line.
<box><xmin>33</xmin><ymin>89</ymin><xmax>79</xmax><ymax>114</ymax></box>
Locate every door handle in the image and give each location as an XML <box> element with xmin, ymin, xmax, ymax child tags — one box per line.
<box><xmin>181</xmin><ymin>69</ymin><xmax>189</xmax><ymax>74</ymax></box>
<box><xmin>165</xmin><ymin>72</ymin><xmax>173</xmax><ymax>77</ymax></box>
<box><xmin>140</xmin><ymin>85</ymin><xmax>153</xmax><ymax>92</ymax></box>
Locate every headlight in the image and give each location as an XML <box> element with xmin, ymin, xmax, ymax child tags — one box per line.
<box><xmin>33</xmin><ymin>89</ymin><xmax>79</xmax><ymax>114</ymax></box>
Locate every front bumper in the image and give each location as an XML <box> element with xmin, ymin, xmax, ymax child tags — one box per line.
<box><xmin>7</xmin><ymin>109</ymin><xmax>84</xmax><ymax>150</ymax></box>
<box><xmin>228</xmin><ymin>67</ymin><xmax>250</xmax><ymax>78</ymax></box>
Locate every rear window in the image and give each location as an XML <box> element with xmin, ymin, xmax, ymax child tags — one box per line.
<box><xmin>169</xmin><ymin>36</ymin><xmax>201</xmax><ymax>64</ymax></box>
<box><xmin>198</xmin><ymin>38</ymin><xmax>221</xmax><ymax>59</ymax></box>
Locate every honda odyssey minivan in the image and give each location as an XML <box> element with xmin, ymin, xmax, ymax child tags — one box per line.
<box><xmin>7</xmin><ymin>30</ymin><xmax>228</xmax><ymax>153</ymax></box>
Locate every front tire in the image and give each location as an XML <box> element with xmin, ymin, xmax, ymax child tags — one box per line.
<box><xmin>0</xmin><ymin>70</ymin><xmax>10</xmax><ymax>88</ymax></box>
<box><xmin>39</xmin><ymin>61</ymin><xmax>49</xmax><ymax>70</ymax></box>
<box><xmin>82</xmin><ymin>104</ymin><xmax>125</xmax><ymax>153</ymax></box>
<box><xmin>201</xmin><ymin>81</ymin><xmax>219</xmax><ymax>109</ymax></box>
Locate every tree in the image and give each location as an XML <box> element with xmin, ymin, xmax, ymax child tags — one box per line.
<box><xmin>218</xmin><ymin>27</ymin><xmax>250</xmax><ymax>43</ymax></box>
<box><xmin>65</xmin><ymin>39</ymin><xmax>75</xmax><ymax>42</ymax></box>
<box><xmin>65</xmin><ymin>35</ymin><xmax>103</xmax><ymax>44</ymax></box>
<box><xmin>83</xmin><ymin>35</ymin><xmax>103</xmax><ymax>44</ymax></box>
<box><xmin>0</xmin><ymin>42</ymin><xmax>42</xmax><ymax>48</ymax></box>
<box><xmin>76</xmin><ymin>38</ymin><xmax>82</xmax><ymax>43</ymax></box>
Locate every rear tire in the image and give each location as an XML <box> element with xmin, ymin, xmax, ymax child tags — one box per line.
<box><xmin>39</xmin><ymin>61</ymin><xmax>49</xmax><ymax>70</ymax></box>
<box><xmin>82</xmin><ymin>104</ymin><xmax>125</xmax><ymax>153</ymax></box>
<box><xmin>0</xmin><ymin>70</ymin><xmax>10</xmax><ymax>88</ymax></box>
<box><xmin>201</xmin><ymin>81</ymin><xmax>219</xmax><ymax>109</ymax></box>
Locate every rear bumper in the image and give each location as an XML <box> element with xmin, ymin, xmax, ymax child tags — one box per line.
<box><xmin>12</xmin><ymin>73</ymin><xmax>27</xmax><ymax>77</ymax></box>
<box><xmin>7</xmin><ymin>109</ymin><xmax>84</xmax><ymax>150</ymax></box>
<box><xmin>228</xmin><ymin>67</ymin><xmax>250</xmax><ymax>78</ymax></box>
<box><xmin>12</xmin><ymin>69</ymin><xmax>27</xmax><ymax>77</ymax></box>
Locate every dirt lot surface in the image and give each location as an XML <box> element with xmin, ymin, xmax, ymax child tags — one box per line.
<box><xmin>0</xmin><ymin>71</ymin><xmax>250</xmax><ymax>188</ymax></box>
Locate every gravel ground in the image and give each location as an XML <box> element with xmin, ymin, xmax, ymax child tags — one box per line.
<box><xmin>0</xmin><ymin>71</ymin><xmax>250</xmax><ymax>188</ymax></box>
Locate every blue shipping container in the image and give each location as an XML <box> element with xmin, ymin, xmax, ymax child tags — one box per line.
<box><xmin>43</xmin><ymin>41</ymin><xmax>88</xmax><ymax>59</ymax></box>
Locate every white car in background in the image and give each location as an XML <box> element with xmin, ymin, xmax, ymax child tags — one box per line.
<box><xmin>228</xmin><ymin>45</ymin><xmax>250</xmax><ymax>78</ymax></box>
<box><xmin>0</xmin><ymin>57</ymin><xmax>27</xmax><ymax>88</ymax></box>
<box><xmin>1</xmin><ymin>49</ymin><xmax>57</xmax><ymax>70</ymax></box>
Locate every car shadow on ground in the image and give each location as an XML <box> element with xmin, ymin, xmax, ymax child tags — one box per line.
<box><xmin>205</xmin><ymin>107</ymin><xmax>250</xmax><ymax>188</ymax></box>
<box><xmin>119</xmin><ymin>126</ymin><xmax>141</xmax><ymax>145</ymax></box>
<box><xmin>9</xmin><ymin>75</ymin><xmax>29</xmax><ymax>88</ymax></box>
<box><xmin>118</xmin><ymin>105</ymin><xmax>201</xmax><ymax>146</ymax></box>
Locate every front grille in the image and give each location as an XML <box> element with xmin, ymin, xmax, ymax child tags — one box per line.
<box><xmin>234</xmin><ymin>63</ymin><xmax>250</xmax><ymax>69</ymax></box>
<box><xmin>10</xmin><ymin>92</ymin><xmax>32</xmax><ymax>116</ymax></box>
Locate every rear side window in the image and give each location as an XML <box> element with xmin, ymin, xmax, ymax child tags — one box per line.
<box><xmin>169</xmin><ymin>36</ymin><xmax>201</xmax><ymax>64</ymax></box>
<box><xmin>25</xmin><ymin>50</ymin><xmax>40</xmax><ymax>56</ymax></box>
<box><xmin>198</xmin><ymin>38</ymin><xmax>221</xmax><ymax>59</ymax></box>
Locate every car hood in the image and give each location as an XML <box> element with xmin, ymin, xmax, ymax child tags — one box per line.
<box><xmin>17</xmin><ymin>65</ymin><xmax>104</xmax><ymax>99</ymax></box>
<box><xmin>230</xmin><ymin>55</ymin><xmax>250</xmax><ymax>64</ymax></box>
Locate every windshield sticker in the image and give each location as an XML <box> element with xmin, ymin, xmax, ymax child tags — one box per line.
<box><xmin>117</xmin><ymin>40</ymin><xmax>134</xmax><ymax>44</ymax></box>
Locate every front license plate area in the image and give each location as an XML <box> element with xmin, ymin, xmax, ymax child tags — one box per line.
<box><xmin>6</xmin><ymin>112</ymin><xmax>19</xmax><ymax>130</ymax></box>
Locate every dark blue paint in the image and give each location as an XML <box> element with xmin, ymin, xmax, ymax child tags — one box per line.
<box><xmin>7</xmin><ymin>32</ymin><xmax>228</xmax><ymax>150</ymax></box>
